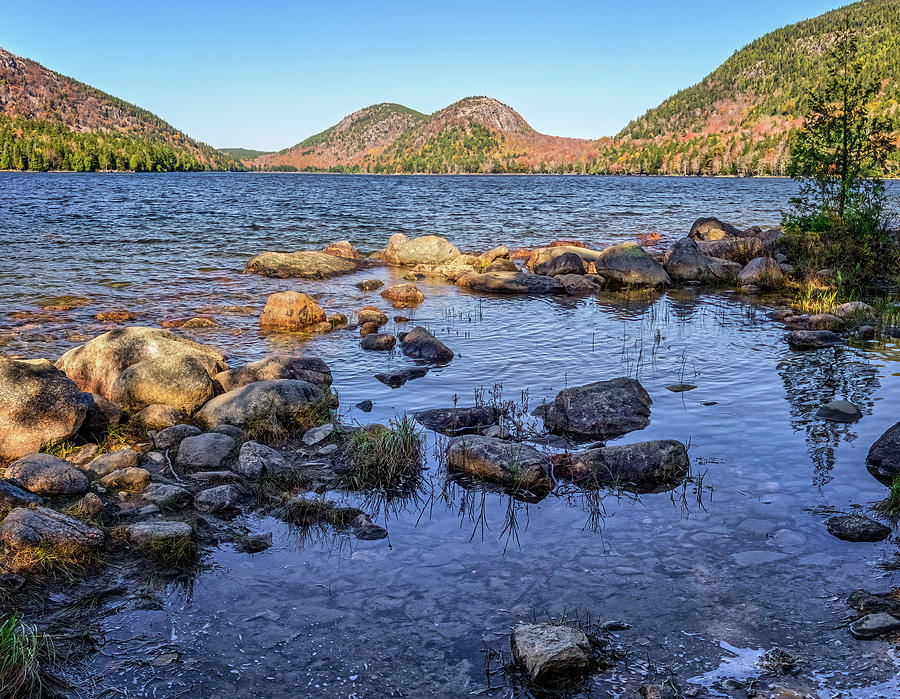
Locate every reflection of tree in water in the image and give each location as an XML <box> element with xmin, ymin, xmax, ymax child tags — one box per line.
<box><xmin>777</xmin><ymin>348</ymin><xmax>880</xmax><ymax>487</ymax></box>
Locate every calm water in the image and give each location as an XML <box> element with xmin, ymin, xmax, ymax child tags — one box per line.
<box><xmin>4</xmin><ymin>174</ymin><xmax>900</xmax><ymax>697</ymax></box>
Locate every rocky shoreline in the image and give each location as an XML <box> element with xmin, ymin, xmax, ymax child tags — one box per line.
<box><xmin>3</xmin><ymin>217</ymin><xmax>900</xmax><ymax>695</ymax></box>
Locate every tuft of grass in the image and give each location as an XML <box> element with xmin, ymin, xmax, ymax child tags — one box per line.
<box><xmin>244</xmin><ymin>391</ymin><xmax>339</xmax><ymax>445</ymax></box>
<box><xmin>282</xmin><ymin>497</ymin><xmax>335</xmax><ymax>526</ymax></box>
<box><xmin>135</xmin><ymin>537</ymin><xmax>198</xmax><ymax>570</ymax></box>
<box><xmin>252</xmin><ymin>469</ymin><xmax>311</xmax><ymax>507</ymax></box>
<box><xmin>8</xmin><ymin>544</ymin><xmax>99</xmax><ymax>578</ymax></box>
<box><xmin>791</xmin><ymin>283</ymin><xmax>841</xmax><ymax>316</ymax></box>
<box><xmin>0</xmin><ymin>614</ymin><xmax>61</xmax><ymax>699</ymax></box>
<box><xmin>96</xmin><ymin>415</ymin><xmax>148</xmax><ymax>453</ymax></box>
<box><xmin>876</xmin><ymin>476</ymin><xmax>900</xmax><ymax>516</ymax></box>
<box><xmin>40</xmin><ymin>440</ymin><xmax>77</xmax><ymax>460</ymax></box>
<box><xmin>344</xmin><ymin>415</ymin><xmax>423</xmax><ymax>492</ymax></box>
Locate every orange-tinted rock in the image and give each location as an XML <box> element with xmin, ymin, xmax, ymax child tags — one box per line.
<box><xmin>322</xmin><ymin>240</ymin><xmax>364</xmax><ymax>261</ymax></box>
<box><xmin>380</xmin><ymin>283</ymin><xmax>425</xmax><ymax>308</ymax></box>
<box><xmin>259</xmin><ymin>292</ymin><xmax>327</xmax><ymax>330</ymax></box>
<box><xmin>96</xmin><ymin>310</ymin><xmax>136</xmax><ymax>322</ymax></box>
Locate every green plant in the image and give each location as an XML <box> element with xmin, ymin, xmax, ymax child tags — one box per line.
<box><xmin>40</xmin><ymin>440</ymin><xmax>77</xmax><ymax>460</ymax></box>
<box><xmin>244</xmin><ymin>391</ymin><xmax>338</xmax><ymax>445</ymax></box>
<box><xmin>8</xmin><ymin>544</ymin><xmax>98</xmax><ymax>578</ymax></box>
<box><xmin>877</xmin><ymin>476</ymin><xmax>900</xmax><ymax>516</ymax></box>
<box><xmin>0</xmin><ymin>615</ymin><xmax>60</xmax><ymax>698</ymax></box>
<box><xmin>135</xmin><ymin>537</ymin><xmax>198</xmax><ymax>570</ymax></box>
<box><xmin>344</xmin><ymin>416</ymin><xmax>423</xmax><ymax>492</ymax></box>
<box><xmin>95</xmin><ymin>415</ymin><xmax>148</xmax><ymax>453</ymax></box>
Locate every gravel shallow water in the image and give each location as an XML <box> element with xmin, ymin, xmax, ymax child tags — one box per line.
<box><xmin>4</xmin><ymin>173</ymin><xmax>900</xmax><ymax>697</ymax></box>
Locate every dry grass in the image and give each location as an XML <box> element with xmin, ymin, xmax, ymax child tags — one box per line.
<box><xmin>7</xmin><ymin>544</ymin><xmax>99</xmax><ymax>578</ymax></box>
<box><xmin>244</xmin><ymin>391</ymin><xmax>339</xmax><ymax>444</ymax></box>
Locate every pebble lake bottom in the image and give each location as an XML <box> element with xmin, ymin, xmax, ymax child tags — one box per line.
<box><xmin>3</xmin><ymin>172</ymin><xmax>900</xmax><ymax>697</ymax></box>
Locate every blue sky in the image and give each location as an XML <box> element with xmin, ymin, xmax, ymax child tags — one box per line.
<box><xmin>3</xmin><ymin>0</ymin><xmax>847</xmax><ymax>150</ymax></box>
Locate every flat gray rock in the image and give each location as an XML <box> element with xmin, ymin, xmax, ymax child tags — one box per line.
<box><xmin>786</xmin><ymin>330</ymin><xmax>842</xmax><ymax>350</ymax></box>
<box><xmin>510</xmin><ymin>623</ymin><xmax>592</xmax><ymax>684</ymax></box>
<box><xmin>816</xmin><ymin>400</ymin><xmax>862</xmax><ymax>423</ymax></box>
<box><xmin>235</xmin><ymin>441</ymin><xmax>293</xmax><ymax>478</ymax></box>
<box><xmin>194</xmin><ymin>484</ymin><xmax>243</xmax><ymax>513</ymax></box>
<box><xmin>143</xmin><ymin>483</ymin><xmax>193</xmax><ymax>510</ymax></box>
<box><xmin>5</xmin><ymin>453</ymin><xmax>89</xmax><ymax>497</ymax></box>
<box><xmin>825</xmin><ymin>514</ymin><xmax>891</xmax><ymax>542</ymax></box>
<box><xmin>126</xmin><ymin>520</ymin><xmax>193</xmax><ymax>545</ymax></box>
<box><xmin>176</xmin><ymin>433</ymin><xmax>235</xmax><ymax>471</ymax></box>
<box><xmin>850</xmin><ymin>613</ymin><xmax>900</xmax><ymax>639</ymax></box>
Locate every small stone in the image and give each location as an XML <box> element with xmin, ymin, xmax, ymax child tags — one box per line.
<box><xmin>66</xmin><ymin>444</ymin><xmax>100</xmax><ymax>467</ymax></box>
<box><xmin>138</xmin><ymin>504</ymin><xmax>160</xmax><ymax>516</ymax></box>
<box><xmin>126</xmin><ymin>520</ymin><xmax>193</xmax><ymax>545</ymax></box>
<box><xmin>97</xmin><ymin>467</ymin><xmax>150</xmax><ymax>490</ymax></box>
<box><xmin>0</xmin><ymin>479</ymin><xmax>44</xmax><ymax>508</ymax></box>
<box><xmin>849</xmin><ymin>613</ymin><xmax>900</xmax><ymax>639</ymax></box>
<box><xmin>237</xmin><ymin>532</ymin><xmax>273</xmax><ymax>553</ymax></box>
<box><xmin>360</xmin><ymin>333</ymin><xmax>396</xmax><ymax>351</ymax></box>
<box><xmin>356</xmin><ymin>279</ymin><xmax>384</xmax><ymax>292</ymax></box>
<box><xmin>143</xmin><ymin>483</ymin><xmax>192</xmax><ymax>510</ymax></box>
<box><xmin>355</xmin><ymin>400</ymin><xmax>374</xmax><ymax>412</ymax></box>
<box><xmin>154</xmin><ymin>424</ymin><xmax>201</xmax><ymax>451</ymax></box>
<box><xmin>374</xmin><ymin>367</ymin><xmax>429</xmax><ymax>388</ymax></box>
<box><xmin>194</xmin><ymin>484</ymin><xmax>243</xmax><ymax>513</ymax></box>
<box><xmin>815</xmin><ymin>400</ymin><xmax>862</xmax><ymax>423</ymax></box>
<box><xmin>351</xmin><ymin>513</ymin><xmax>388</xmax><ymax>540</ymax></box>
<box><xmin>666</xmin><ymin>384</ymin><xmax>697</xmax><ymax>393</ymax></box>
<box><xmin>235</xmin><ymin>441</ymin><xmax>293</xmax><ymax>478</ymax></box>
<box><xmin>212</xmin><ymin>424</ymin><xmax>245</xmax><ymax>441</ymax></box>
<box><xmin>175</xmin><ymin>433</ymin><xmax>235</xmax><ymax>471</ymax></box>
<box><xmin>318</xmin><ymin>444</ymin><xmax>338</xmax><ymax>456</ymax></box>
<box><xmin>825</xmin><ymin>514</ymin><xmax>891</xmax><ymax>542</ymax></box>
<box><xmin>78</xmin><ymin>492</ymin><xmax>102</xmax><ymax>517</ymax></box>
<box><xmin>302</xmin><ymin>423</ymin><xmax>335</xmax><ymax>446</ymax></box>
<box><xmin>786</xmin><ymin>330</ymin><xmax>843</xmax><ymax>350</ymax></box>
<box><xmin>857</xmin><ymin>325</ymin><xmax>877</xmax><ymax>340</ymax></box>
<box><xmin>83</xmin><ymin>449</ymin><xmax>140</xmax><ymax>478</ymax></box>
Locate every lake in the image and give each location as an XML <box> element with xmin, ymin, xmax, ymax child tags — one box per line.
<box><xmin>3</xmin><ymin>173</ymin><xmax>900</xmax><ymax>697</ymax></box>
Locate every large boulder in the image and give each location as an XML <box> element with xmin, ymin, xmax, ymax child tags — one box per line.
<box><xmin>738</xmin><ymin>257</ymin><xmax>784</xmax><ymax>288</ymax></box>
<box><xmin>244</xmin><ymin>250</ymin><xmax>360</xmax><ymax>279</ymax></box>
<box><xmin>399</xmin><ymin>327</ymin><xmax>454</xmax><ymax>363</ymax></box>
<box><xmin>195</xmin><ymin>379</ymin><xmax>325</xmax><ymax>429</ymax></box>
<box><xmin>688</xmin><ymin>217</ymin><xmax>744</xmax><ymax>241</ymax></box>
<box><xmin>697</xmin><ymin>230</ymin><xmax>783</xmax><ymax>265</ymax></box>
<box><xmin>536</xmin><ymin>377</ymin><xmax>652</xmax><ymax>441</ymax></box>
<box><xmin>55</xmin><ymin>327</ymin><xmax>226</xmax><ymax>401</ymax></box>
<box><xmin>0</xmin><ymin>358</ymin><xmax>91</xmax><ymax>459</ymax></box>
<box><xmin>867</xmin><ymin>421</ymin><xmax>900</xmax><ymax>484</ymax></box>
<box><xmin>415</xmin><ymin>406</ymin><xmax>497</xmax><ymax>436</ymax></box>
<box><xmin>663</xmin><ymin>237</ymin><xmax>741</xmax><ymax>283</ymax></box>
<box><xmin>446</xmin><ymin>435</ymin><xmax>553</xmax><ymax>491</ymax></box>
<box><xmin>378</xmin><ymin>234</ymin><xmax>460</xmax><ymax>266</ymax></box>
<box><xmin>259</xmin><ymin>292</ymin><xmax>327</xmax><ymax>331</ymax></box>
<box><xmin>0</xmin><ymin>506</ymin><xmax>103</xmax><ymax>552</ymax></box>
<box><xmin>109</xmin><ymin>354</ymin><xmax>217</xmax><ymax>413</ymax></box>
<box><xmin>558</xmin><ymin>440</ymin><xmax>690</xmax><ymax>490</ymax></box>
<box><xmin>215</xmin><ymin>356</ymin><xmax>332</xmax><ymax>392</ymax></box>
<box><xmin>593</xmin><ymin>243</ymin><xmax>671</xmax><ymax>288</ymax></box>
<box><xmin>456</xmin><ymin>271</ymin><xmax>566</xmax><ymax>295</ymax></box>
<box><xmin>5</xmin><ymin>453</ymin><xmax>89</xmax><ymax>497</ymax></box>
<box><xmin>510</xmin><ymin>623</ymin><xmax>593</xmax><ymax>684</ymax></box>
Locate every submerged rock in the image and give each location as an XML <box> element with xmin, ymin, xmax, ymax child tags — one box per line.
<box><xmin>245</xmin><ymin>250</ymin><xmax>361</xmax><ymax>279</ymax></box>
<box><xmin>215</xmin><ymin>356</ymin><xmax>332</xmax><ymax>392</ymax></box>
<box><xmin>594</xmin><ymin>243</ymin><xmax>671</xmax><ymax>288</ymax></box>
<box><xmin>537</xmin><ymin>377</ymin><xmax>652</xmax><ymax>441</ymax></box>
<box><xmin>55</xmin><ymin>327</ymin><xmax>226</xmax><ymax>401</ymax></box>
<box><xmin>786</xmin><ymin>330</ymin><xmax>843</xmax><ymax>350</ymax></box>
<box><xmin>815</xmin><ymin>400</ymin><xmax>862</xmax><ymax>423</ymax></box>
<box><xmin>446</xmin><ymin>435</ymin><xmax>553</xmax><ymax>491</ymax></box>
<box><xmin>399</xmin><ymin>327</ymin><xmax>454</xmax><ymax>363</ymax></box>
<box><xmin>825</xmin><ymin>514</ymin><xmax>891</xmax><ymax>542</ymax></box>
<box><xmin>510</xmin><ymin>623</ymin><xmax>593</xmax><ymax>684</ymax></box>
<box><xmin>374</xmin><ymin>366</ymin><xmax>429</xmax><ymax>388</ymax></box>
<box><xmin>415</xmin><ymin>406</ymin><xmax>497</xmax><ymax>436</ymax></box>
<box><xmin>558</xmin><ymin>440</ymin><xmax>690</xmax><ymax>490</ymax></box>
<box><xmin>195</xmin><ymin>379</ymin><xmax>325</xmax><ymax>430</ymax></box>
<box><xmin>5</xmin><ymin>453</ymin><xmax>89</xmax><ymax>497</ymax></box>
<box><xmin>356</xmin><ymin>279</ymin><xmax>384</xmax><ymax>292</ymax></box>
<box><xmin>0</xmin><ymin>357</ymin><xmax>90</xmax><ymax>459</ymax></box>
<box><xmin>0</xmin><ymin>506</ymin><xmax>103</xmax><ymax>552</ymax></box>
<box><xmin>377</xmin><ymin>233</ymin><xmax>460</xmax><ymax>266</ymax></box>
<box><xmin>259</xmin><ymin>292</ymin><xmax>327</xmax><ymax>331</ymax></box>
<box><xmin>867</xmin><ymin>420</ymin><xmax>900</xmax><ymax>483</ymax></box>
<box><xmin>849</xmin><ymin>613</ymin><xmax>900</xmax><ymax>640</ymax></box>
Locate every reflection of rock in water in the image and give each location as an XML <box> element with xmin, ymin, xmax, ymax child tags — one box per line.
<box><xmin>777</xmin><ymin>349</ymin><xmax>879</xmax><ymax>486</ymax></box>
